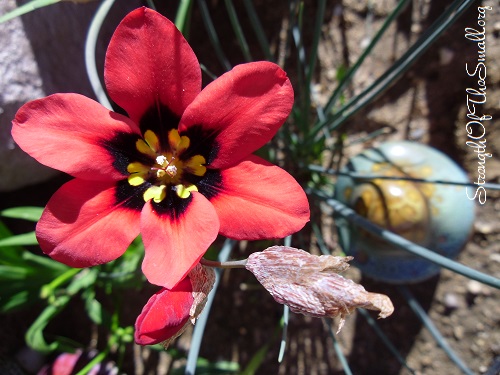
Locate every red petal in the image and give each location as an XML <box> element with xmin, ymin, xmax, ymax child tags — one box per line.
<box><xmin>105</xmin><ymin>7</ymin><xmax>201</xmax><ymax>124</ymax></box>
<box><xmin>209</xmin><ymin>155</ymin><xmax>310</xmax><ymax>240</ymax></box>
<box><xmin>140</xmin><ymin>192</ymin><xmax>219</xmax><ymax>289</ymax></box>
<box><xmin>51</xmin><ymin>351</ymin><xmax>82</xmax><ymax>375</ymax></box>
<box><xmin>134</xmin><ymin>279</ymin><xmax>193</xmax><ymax>345</ymax></box>
<box><xmin>12</xmin><ymin>93</ymin><xmax>140</xmax><ymax>181</ymax></box>
<box><xmin>179</xmin><ymin>62</ymin><xmax>293</xmax><ymax>169</ymax></box>
<box><xmin>37</xmin><ymin>179</ymin><xmax>141</xmax><ymax>267</ymax></box>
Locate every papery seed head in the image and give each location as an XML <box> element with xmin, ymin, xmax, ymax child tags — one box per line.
<box><xmin>246</xmin><ymin>246</ymin><xmax>394</xmax><ymax>332</ymax></box>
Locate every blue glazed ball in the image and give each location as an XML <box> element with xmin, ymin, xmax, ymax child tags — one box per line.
<box><xmin>334</xmin><ymin>141</ymin><xmax>475</xmax><ymax>283</ymax></box>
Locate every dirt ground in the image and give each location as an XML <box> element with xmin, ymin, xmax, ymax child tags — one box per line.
<box><xmin>1</xmin><ymin>0</ymin><xmax>499</xmax><ymax>374</ymax></box>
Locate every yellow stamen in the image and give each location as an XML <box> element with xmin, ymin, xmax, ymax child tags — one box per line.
<box><xmin>136</xmin><ymin>139</ymin><xmax>157</xmax><ymax>158</ymax></box>
<box><xmin>185</xmin><ymin>155</ymin><xmax>207</xmax><ymax>176</ymax></box>
<box><xmin>168</xmin><ymin>129</ymin><xmax>190</xmax><ymax>154</ymax></box>
<box><xmin>127</xmin><ymin>162</ymin><xmax>149</xmax><ymax>174</ymax></box>
<box><xmin>144</xmin><ymin>130</ymin><xmax>160</xmax><ymax>153</ymax></box>
<box><xmin>128</xmin><ymin>174</ymin><xmax>146</xmax><ymax>186</ymax></box>
<box><xmin>144</xmin><ymin>185</ymin><xmax>167</xmax><ymax>203</ymax></box>
<box><xmin>127</xmin><ymin>129</ymin><xmax>205</xmax><ymax>203</ymax></box>
<box><xmin>176</xmin><ymin>184</ymin><xmax>198</xmax><ymax>199</ymax></box>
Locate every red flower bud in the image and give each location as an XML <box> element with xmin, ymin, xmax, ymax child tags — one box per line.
<box><xmin>135</xmin><ymin>264</ymin><xmax>215</xmax><ymax>346</ymax></box>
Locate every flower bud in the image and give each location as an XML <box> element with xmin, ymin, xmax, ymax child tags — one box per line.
<box><xmin>135</xmin><ymin>264</ymin><xmax>215</xmax><ymax>346</ymax></box>
<box><xmin>246</xmin><ymin>246</ymin><xmax>394</xmax><ymax>332</ymax></box>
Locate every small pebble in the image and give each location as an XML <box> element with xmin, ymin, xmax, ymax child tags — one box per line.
<box><xmin>443</xmin><ymin>292</ymin><xmax>460</xmax><ymax>310</ymax></box>
<box><xmin>453</xmin><ymin>325</ymin><xmax>464</xmax><ymax>340</ymax></box>
<box><xmin>439</xmin><ymin>48</ymin><xmax>454</xmax><ymax>65</ymax></box>
<box><xmin>489</xmin><ymin>253</ymin><xmax>500</xmax><ymax>263</ymax></box>
<box><xmin>467</xmin><ymin>280</ymin><xmax>484</xmax><ymax>295</ymax></box>
<box><xmin>474</xmin><ymin>220</ymin><xmax>499</xmax><ymax>235</ymax></box>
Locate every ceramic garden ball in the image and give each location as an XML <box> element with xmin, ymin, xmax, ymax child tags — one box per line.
<box><xmin>334</xmin><ymin>141</ymin><xmax>475</xmax><ymax>283</ymax></box>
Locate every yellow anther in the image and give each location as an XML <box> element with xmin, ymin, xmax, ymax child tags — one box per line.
<box><xmin>178</xmin><ymin>136</ymin><xmax>190</xmax><ymax>153</ymax></box>
<box><xmin>128</xmin><ymin>174</ymin><xmax>146</xmax><ymax>186</ymax></box>
<box><xmin>175</xmin><ymin>184</ymin><xmax>198</xmax><ymax>199</ymax></box>
<box><xmin>144</xmin><ymin>130</ymin><xmax>160</xmax><ymax>153</ymax></box>
<box><xmin>136</xmin><ymin>139</ymin><xmax>157</xmax><ymax>158</ymax></box>
<box><xmin>127</xmin><ymin>162</ymin><xmax>149</xmax><ymax>174</ymax></box>
<box><xmin>168</xmin><ymin>129</ymin><xmax>190</xmax><ymax>154</ymax></box>
<box><xmin>185</xmin><ymin>155</ymin><xmax>207</xmax><ymax>176</ymax></box>
<box><xmin>144</xmin><ymin>185</ymin><xmax>167</xmax><ymax>203</ymax></box>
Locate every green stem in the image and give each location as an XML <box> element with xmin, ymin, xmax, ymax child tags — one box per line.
<box><xmin>307</xmin><ymin>0</ymin><xmax>475</xmax><ymax>141</ymax></box>
<box><xmin>242</xmin><ymin>0</ymin><xmax>273</xmax><ymax>61</ymax></box>
<box><xmin>323</xmin><ymin>0</ymin><xmax>410</xmax><ymax>114</ymax></box>
<box><xmin>200</xmin><ymin>257</ymin><xmax>247</xmax><ymax>269</ymax></box>
<box><xmin>175</xmin><ymin>0</ymin><xmax>193</xmax><ymax>36</ymax></box>
<box><xmin>41</xmin><ymin>268</ymin><xmax>81</xmax><ymax>299</ymax></box>
<box><xmin>319</xmin><ymin>194</ymin><xmax>500</xmax><ymax>289</ymax></box>
<box><xmin>225</xmin><ymin>0</ymin><xmax>253</xmax><ymax>61</ymax></box>
<box><xmin>308</xmin><ymin>164</ymin><xmax>500</xmax><ymax>190</ymax></box>
<box><xmin>74</xmin><ymin>348</ymin><xmax>109</xmax><ymax>375</ymax></box>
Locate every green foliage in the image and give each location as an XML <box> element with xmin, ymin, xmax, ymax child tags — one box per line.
<box><xmin>0</xmin><ymin>0</ymin><xmax>61</xmax><ymax>24</ymax></box>
<box><xmin>0</xmin><ymin>206</ymin><xmax>44</xmax><ymax>221</ymax></box>
<box><xmin>26</xmin><ymin>268</ymin><xmax>98</xmax><ymax>353</ymax></box>
<box><xmin>172</xmin><ymin>358</ymin><xmax>240</xmax><ymax>375</ymax></box>
<box><xmin>0</xmin><ymin>218</ymin><xmax>69</xmax><ymax>313</ymax></box>
<box><xmin>0</xmin><ymin>207</ymin><xmax>146</xmax><ymax>359</ymax></box>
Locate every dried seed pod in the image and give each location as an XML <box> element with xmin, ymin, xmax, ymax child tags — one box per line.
<box><xmin>188</xmin><ymin>263</ymin><xmax>216</xmax><ymax>323</ymax></box>
<box><xmin>246</xmin><ymin>246</ymin><xmax>394</xmax><ymax>332</ymax></box>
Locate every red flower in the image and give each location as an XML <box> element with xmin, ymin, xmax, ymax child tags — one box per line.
<box><xmin>135</xmin><ymin>264</ymin><xmax>215</xmax><ymax>346</ymax></box>
<box><xmin>11</xmin><ymin>8</ymin><xmax>309</xmax><ymax>289</ymax></box>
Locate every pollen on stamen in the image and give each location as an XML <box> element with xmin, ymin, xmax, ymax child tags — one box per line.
<box><xmin>166</xmin><ymin>164</ymin><xmax>177</xmax><ymax>177</ymax></box>
<box><xmin>156</xmin><ymin>155</ymin><xmax>168</xmax><ymax>167</ymax></box>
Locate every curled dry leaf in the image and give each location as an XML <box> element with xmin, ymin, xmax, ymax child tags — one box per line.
<box><xmin>246</xmin><ymin>246</ymin><xmax>394</xmax><ymax>332</ymax></box>
<box><xmin>188</xmin><ymin>264</ymin><xmax>216</xmax><ymax>323</ymax></box>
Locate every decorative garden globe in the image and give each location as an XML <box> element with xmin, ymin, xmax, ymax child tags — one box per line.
<box><xmin>334</xmin><ymin>141</ymin><xmax>475</xmax><ymax>283</ymax></box>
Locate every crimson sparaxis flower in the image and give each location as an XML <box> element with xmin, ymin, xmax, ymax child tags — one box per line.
<box><xmin>11</xmin><ymin>8</ymin><xmax>309</xmax><ymax>289</ymax></box>
<box><xmin>135</xmin><ymin>264</ymin><xmax>215</xmax><ymax>346</ymax></box>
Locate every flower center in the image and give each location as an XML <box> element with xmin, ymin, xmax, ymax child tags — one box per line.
<box><xmin>127</xmin><ymin>129</ymin><xmax>206</xmax><ymax>203</ymax></box>
<box><xmin>155</xmin><ymin>155</ymin><xmax>178</xmax><ymax>178</ymax></box>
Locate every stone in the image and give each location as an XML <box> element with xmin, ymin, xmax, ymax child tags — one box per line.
<box><xmin>0</xmin><ymin>0</ymin><xmax>141</xmax><ymax>191</ymax></box>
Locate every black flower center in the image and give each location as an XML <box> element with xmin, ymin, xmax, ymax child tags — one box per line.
<box><xmin>127</xmin><ymin>129</ymin><xmax>206</xmax><ymax>203</ymax></box>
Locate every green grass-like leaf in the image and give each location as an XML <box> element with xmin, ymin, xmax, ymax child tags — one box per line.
<box><xmin>0</xmin><ymin>232</ymin><xmax>38</xmax><ymax>247</ymax></box>
<box><xmin>240</xmin><ymin>344</ymin><xmax>270</xmax><ymax>375</ymax></box>
<box><xmin>224</xmin><ymin>0</ymin><xmax>252</xmax><ymax>61</ymax></box>
<box><xmin>0</xmin><ymin>0</ymin><xmax>61</xmax><ymax>24</ymax></box>
<box><xmin>197</xmin><ymin>0</ymin><xmax>231</xmax><ymax>71</ymax></box>
<box><xmin>0</xmin><ymin>206</ymin><xmax>44</xmax><ymax>221</ymax></box>
<box><xmin>175</xmin><ymin>0</ymin><xmax>193</xmax><ymax>36</ymax></box>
